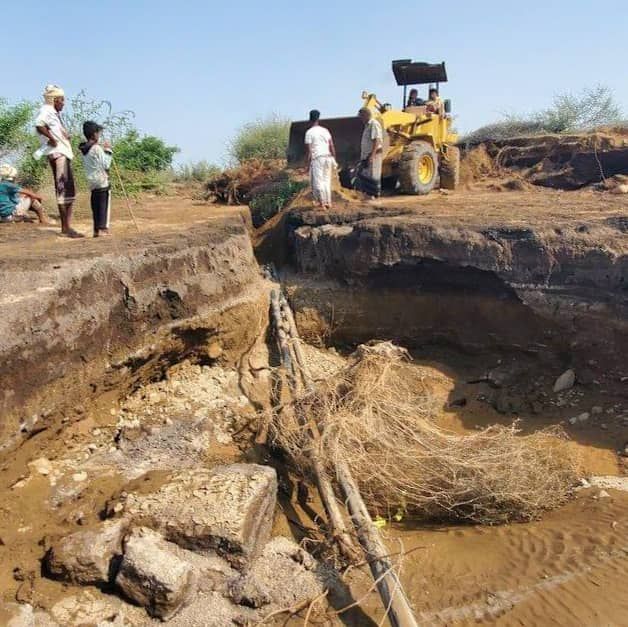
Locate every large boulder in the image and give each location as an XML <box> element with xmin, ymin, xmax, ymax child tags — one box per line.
<box><xmin>115</xmin><ymin>527</ymin><xmax>195</xmax><ymax>620</ymax></box>
<box><xmin>45</xmin><ymin>519</ymin><xmax>127</xmax><ymax>585</ymax></box>
<box><xmin>118</xmin><ymin>464</ymin><xmax>277</xmax><ymax>568</ymax></box>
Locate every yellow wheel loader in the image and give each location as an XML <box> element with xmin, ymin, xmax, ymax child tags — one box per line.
<box><xmin>287</xmin><ymin>59</ymin><xmax>459</xmax><ymax>195</ymax></box>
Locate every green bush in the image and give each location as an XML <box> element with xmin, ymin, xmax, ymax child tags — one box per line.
<box><xmin>0</xmin><ymin>100</ymin><xmax>36</xmax><ymax>159</ymax></box>
<box><xmin>464</xmin><ymin>85</ymin><xmax>623</xmax><ymax>144</ymax></box>
<box><xmin>114</xmin><ymin>130</ymin><xmax>179</xmax><ymax>172</ymax></box>
<box><xmin>249</xmin><ymin>179</ymin><xmax>306</xmax><ymax>227</ymax></box>
<box><xmin>230</xmin><ymin>115</ymin><xmax>290</xmax><ymax>164</ymax></box>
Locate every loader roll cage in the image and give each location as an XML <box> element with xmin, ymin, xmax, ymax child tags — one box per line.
<box><xmin>392</xmin><ymin>59</ymin><xmax>447</xmax><ymax>109</ymax></box>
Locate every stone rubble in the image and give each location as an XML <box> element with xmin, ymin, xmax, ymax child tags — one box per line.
<box><xmin>553</xmin><ymin>369</ymin><xmax>575</xmax><ymax>393</ymax></box>
<box><xmin>115</xmin><ymin>527</ymin><xmax>196</xmax><ymax>620</ymax></box>
<box><xmin>37</xmin><ymin>460</ymin><xmax>340</xmax><ymax>625</ymax></box>
<box><xmin>45</xmin><ymin>519</ymin><xmax>127</xmax><ymax>586</ymax></box>
<box><xmin>116</xmin><ymin>464</ymin><xmax>277</xmax><ymax>568</ymax></box>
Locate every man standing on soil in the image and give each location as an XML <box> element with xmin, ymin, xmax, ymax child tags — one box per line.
<box><xmin>35</xmin><ymin>84</ymin><xmax>83</xmax><ymax>238</ymax></box>
<box><xmin>358</xmin><ymin>107</ymin><xmax>384</xmax><ymax>198</ymax></box>
<box><xmin>304</xmin><ymin>110</ymin><xmax>336</xmax><ymax>209</ymax></box>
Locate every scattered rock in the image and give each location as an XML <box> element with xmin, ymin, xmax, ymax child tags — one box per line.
<box><xmin>569</xmin><ymin>412</ymin><xmax>589</xmax><ymax>425</ymax></box>
<box><xmin>597</xmin><ymin>490</ymin><xmax>611</xmax><ymax>499</ymax></box>
<box><xmin>588</xmin><ymin>476</ymin><xmax>628</xmax><ymax>492</ymax></box>
<box><xmin>0</xmin><ymin>602</ymin><xmax>58</xmax><ymax>627</ymax></box>
<box><xmin>228</xmin><ymin>537</ymin><xmax>336</xmax><ymax>610</ymax></box>
<box><xmin>228</xmin><ymin>574</ymin><xmax>271</xmax><ymax>608</ymax></box>
<box><xmin>591</xmin><ymin>406</ymin><xmax>603</xmax><ymax>415</ymax></box>
<box><xmin>207</xmin><ymin>341</ymin><xmax>223</xmax><ymax>360</ymax></box>
<box><xmin>120</xmin><ymin>464</ymin><xmax>277</xmax><ymax>568</ymax></box>
<box><xmin>49</xmin><ymin>589</ymin><xmax>141</xmax><ymax>626</ymax></box>
<box><xmin>553</xmin><ymin>369</ymin><xmax>575</xmax><ymax>393</ymax></box>
<box><xmin>115</xmin><ymin>527</ymin><xmax>195</xmax><ymax>620</ymax></box>
<box><xmin>72</xmin><ymin>472</ymin><xmax>87</xmax><ymax>483</ymax></box>
<box><xmin>28</xmin><ymin>457</ymin><xmax>52</xmax><ymax>476</ymax></box>
<box><xmin>45</xmin><ymin>519</ymin><xmax>127</xmax><ymax>585</ymax></box>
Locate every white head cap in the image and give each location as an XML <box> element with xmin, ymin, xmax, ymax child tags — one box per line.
<box><xmin>43</xmin><ymin>84</ymin><xmax>65</xmax><ymax>104</ymax></box>
<box><xmin>0</xmin><ymin>164</ymin><xmax>18</xmax><ymax>181</ymax></box>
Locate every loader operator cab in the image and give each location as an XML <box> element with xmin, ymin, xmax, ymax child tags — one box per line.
<box><xmin>393</xmin><ymin>59</ymin><xmax>451</xmax><ymax>117</ymax></box>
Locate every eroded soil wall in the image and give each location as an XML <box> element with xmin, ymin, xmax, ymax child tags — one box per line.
<box><xmin>0</xmin><ymin>219</ymin><xmax>264</xmax><ymax>449</ymax></box>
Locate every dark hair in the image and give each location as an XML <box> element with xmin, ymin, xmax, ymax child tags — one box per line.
<box><xmin>83</xmin><ymin>120</ymin><xmax>103</xmax><ymax>140</ymax></box>
<box><xmin>409</xmin><ymin>88</ymin><xmax>418</xmax><ymax>95</ymax></box>
<box><xmin>309</xmin><ymin>109</ymin><xmax>320</xmax><ymax>122</ymax></box>
<box><xmin>429</xmin><ymin>88</ymin><xmax>438</xmax><ymax>96</ymax></box>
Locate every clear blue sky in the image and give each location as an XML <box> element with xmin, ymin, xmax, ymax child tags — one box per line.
<box><xmin>3</xmin><ymin>0</ymin><xmax>627</xmax><ymax>165</ymax></box>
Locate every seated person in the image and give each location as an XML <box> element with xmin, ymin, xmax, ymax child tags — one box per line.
<box><xmin>406</xmin><ymin>88</ymin><xmax>425</xmax><ymax>108</ymax></box>
<box><xmin>0</xmin><ymin>164</ymin><xmax>51</xmax><ymax>224</ymax></box>
<box><xmin>426</xmin><ymin>88</ymin><xmax>444</xmax><ymax>115</ymax></box>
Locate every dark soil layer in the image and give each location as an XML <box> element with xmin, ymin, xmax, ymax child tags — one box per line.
<box><xmin>269</xmin><ymin>189</ymin><xmax>628</xmax><ymax>373</ymax></box>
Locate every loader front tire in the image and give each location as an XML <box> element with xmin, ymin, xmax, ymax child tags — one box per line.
<box><xmin>440</xmin><ymin>145</ymin><xmax>460</xmax><ymax>190</ymax></box>
<box><xmin>398</xmin><ymin>141</ymin><xmax>439</xmax><ymax>195</ymax></box>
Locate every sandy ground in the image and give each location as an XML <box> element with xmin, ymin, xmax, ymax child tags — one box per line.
<box><xmin>0</xmin><ymin>193</ymin><xmax>251</xmax><ymax>266</ymax></box>
<box><xmin>278</xmin><ymin>346</ymin><xmax>628</xmax><ymax>626</ymax></box>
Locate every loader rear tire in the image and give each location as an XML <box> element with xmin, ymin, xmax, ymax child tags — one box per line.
<box><xmin>398</xmin><ymin>141</ymin><xmax>439</xmax><ymax>195</ymax></box>
<box><xmin>440</xmin><ymin>145</ymin><xmax>460</xmax><ymax>190</ymax></box>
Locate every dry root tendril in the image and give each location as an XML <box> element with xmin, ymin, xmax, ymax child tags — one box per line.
<box><xmin>271</xmin><ymin>342</ymin><xmax>579</xmax><ymax>525</ymax></box>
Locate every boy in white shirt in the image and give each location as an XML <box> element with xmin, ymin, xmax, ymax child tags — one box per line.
<box><xmin>304</xmin><ymin>110</ymin><xmax>336</xmax><ymax>209</ymax></box>
<box><xmin>79</xmin><ymin>121</ymin><xmax>113</xmax><ymax>237</ymax></box>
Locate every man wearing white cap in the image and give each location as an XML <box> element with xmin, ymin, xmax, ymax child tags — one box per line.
<box><xmin>35</xmin><ymin>84</ymin><xmax>83</xmax><ymax>237</ymax></box>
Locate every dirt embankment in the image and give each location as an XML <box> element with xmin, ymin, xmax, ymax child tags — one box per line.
<box><xmin>465</xmin><ymin>130</ymin><xmax>628</xmax><ymax>190</ymax></box>
<box><xmin>277</xmin><ymin>190</ymin><xmax>628</xmax><ymax>370</ymax></box>
<box><xmin>0</xmin><ymin>203</ymin><xmax>263</xmax><ymax>451</ymax></box>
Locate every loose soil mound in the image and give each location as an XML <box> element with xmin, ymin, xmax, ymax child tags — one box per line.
<box><xmin>273</xmin><ymin>342</ymin><xmax>580</xmax><ymax>524</ymax></box>
<box><xmin>465</xmin><ymin>131</ymin><xmax>628</xmax><ymax>190</ymax></box>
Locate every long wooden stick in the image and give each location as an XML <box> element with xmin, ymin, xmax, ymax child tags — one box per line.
<box><xmin>111</xmin><ymin>159</ymin><xmax>141</xmax><ymax>233</ymax></box>
<box><xmin>276</xmin><ymin>292</ymin><xmax>418</xmax><ymax>627</ymax></box>
<box><xmin>270</xmin><ymin>290</ymin><xmax>359</xmax><ymax>562</ymax></box>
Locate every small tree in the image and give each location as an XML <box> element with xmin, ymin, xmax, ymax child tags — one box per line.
<box><xmin>114</xmin><ymin>131</ymin><xmax>179</xmax><ymax>172</ymax></box>
<box><xmin>63</xmin><ymin>90</ymin><xmax>135</xmax><ymax>141</ymax></box>
<box><xmin>229</xmin><ymin>114</ymin><xmax>290</xmax><ymax>164</ymax></box>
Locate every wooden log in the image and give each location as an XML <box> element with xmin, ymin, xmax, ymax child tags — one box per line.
<box><xmin>270</xmin><ymin>289</ymin><xmax>360</xmax><ymax>563</ymax></box>
<box><xmin>279</xmin><ymin>293</ymin><xmax>418</xmax><ymax>627</ymax></box>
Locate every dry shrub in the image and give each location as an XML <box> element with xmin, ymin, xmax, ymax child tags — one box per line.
<box><xmin>205</xmin><ymin>159</ymin><xmax>287</xmax><ymax>204</ymax></box>
<box><xmin>273</xmin><ymin>342</ymin><xmax>579</xmax><ymax>525</ymax></box>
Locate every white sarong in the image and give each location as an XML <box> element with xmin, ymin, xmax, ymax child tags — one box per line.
<box><xmin>310</xmin><ymin>155</ymin><xmax>334</xmax><ymax>206</ymax></box>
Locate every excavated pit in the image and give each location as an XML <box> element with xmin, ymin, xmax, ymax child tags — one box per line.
<box><xmin>1</xmin><ymin>190</ymin><xmax>627</xmax><ymax>625</ymax></box>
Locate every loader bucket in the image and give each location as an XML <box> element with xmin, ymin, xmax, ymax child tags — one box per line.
<box><xmin>287</xmin><ymin>117</ymin><xmax>364</xmax><ymax>168</ymax></box>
